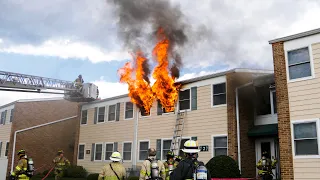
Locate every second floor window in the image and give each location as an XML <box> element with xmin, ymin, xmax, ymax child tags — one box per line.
<box><xmin>108</xmin><ymin>105</ymin><xmax>116</xmax><ymax>121</ymax></box>
<box><xmin>287</xmin><ymin>47</ymin><xmax>312</xmax><ymax>80</ymax></box>
<box><xmin>125</xmin><ymin>102</ymin><xmax>134</xmax><ymax>119</ymax></box>
<box><xmin>81</xmin><ymin>110</ymin><xmax>88</xmax><ymax>125</ymax></box>
<box><xmin>98</xmin><ymin>107</ymin><xmax>105</xmax><ymax>123</ymax></box>
<box><xmin>212</xmin><ymin>83</ymin><xmax>226</xmax><ymax>106</ymax></box>
<box><xmin>0</xmin><ymin>111</ymin><xmax>6</xmax><ymax>125</ymax></box>
<box><xmin>179</xmin><ymin>89</ymin><xmax>190</xmax><ymax>110</ymax></box>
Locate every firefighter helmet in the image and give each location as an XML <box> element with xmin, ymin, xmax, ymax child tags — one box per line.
<box><xmin>58</xmin><ymin>150</ymin><xmax>64</xmax><ymax>155</ymax></box>
<box><xmin>182</xmin><ymin>140</ymin><xmax>200</xmax><ymax>153</ymax></box>
<box><xmin>17</xmin><ymin>149</ymin><xmax>26</xmax><ymax>155</ymax></box>
<box><xmin>148</xmin><ymin>148</ymin><xmax>157</xmax><ymax>156</ymax></box>
<box><xmin>110</xmin><ymin>151</ymin><xmax>122</xmax><ymax>162</ymax></box>
<box><xmin>166</xmin><ymin>151</ymin><xmax>174</xmax><ymax>158</ymax></box>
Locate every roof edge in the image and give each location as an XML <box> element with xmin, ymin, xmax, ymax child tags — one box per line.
<box><xmin>269</xmin><ymin>28</ymin><xmax>320</xmax><ymax>44</ymax></box>
<box><xmin>0</xmin><ymin>97</ymin><xmax>65</xmax><ymax>109</ymax></box>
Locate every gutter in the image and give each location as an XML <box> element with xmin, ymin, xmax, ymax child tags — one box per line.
<box><xmin>10</xmin><ymin>115</ymin><xmax>78</xmax><ymax>173</ymax></box>
<box><xmin>132</xmin><ymin>109</ymin><xmax>139</xmax><ymax>170</ymax></box>
<box><xmin>235</xmin><ymin>82</ymin><xmax>253</xmax><ymax>173</ymax></box>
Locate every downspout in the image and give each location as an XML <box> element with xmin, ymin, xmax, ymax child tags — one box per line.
<box><xmin>132</xmin><ymin>108</ymin><xmax>139</xmax><ymax>170</ymax></box>
<box><xmin>235</xmin><ymin>82</ymin><xmax>253</xmax><ymax>174</ymax></box>
<box><xmin>11</xmin><ymin>115</ymin><xmax>78</xmax><ymax>173</ymax></box>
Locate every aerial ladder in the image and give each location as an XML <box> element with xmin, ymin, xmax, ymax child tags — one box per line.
<box><xmin>0</xmin><ymin>70</ymin><xmax>99</xmax><ymax>102</ymax></box>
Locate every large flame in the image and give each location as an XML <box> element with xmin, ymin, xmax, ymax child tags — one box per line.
<box><xmin>118</xmin><ymin>28</ymin><xmax>180</xmax><ymax>113</ymax></box>
<box><xmin>118</xmin><ymin>51</ymin><xmax>155</xmax><ymax>114</ymax></box>
<box><xmin>152</xmin><ymin>28</ymin><xmax>180</xmax><ymax>112</ymax></box>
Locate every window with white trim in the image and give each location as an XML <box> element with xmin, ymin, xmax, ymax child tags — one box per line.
<box><xmin>139</xmin><ymin>141</ymin><xmax>149</xmax><ymax>160</ymax></box>
<box><xmin>81</xmin><ymin>110</ymin><xmax>87</xmax><ymax>125</ymax></box>
<box><xmin>179</xmin><ymin>89</ymin><xmax>190</xmax><ymax>110</ymax></box>
<box><xmin>94</xmin><ymin>143</ymin><xmax>103</xmax><ymax>161</ymax></box>
<box><xmin>213</xmin><ymin>136</ymin><xmax>228</xmax><ymax>156</ymax></box>
<box><xmin>105</xmin><ymin>143</ymin><xmax>114</xmax><ymax>160</ymax></box>
<box><xmin>123</xmin><ymin>142</ymin><xmax>132</xmax><ymax>161</ymax></box>
<box><xmin>98</xmin><ymin>107</ymin><xmax>105</xmax><ymax>123</ymax></box>
<box><xmin>256</xmin><ymin>85</ymin><xmax>277</xmax><ymax>116</ymax></box>
<box><xmin>162</xmin><ymin>140</ymin><xmax>172</xmax><ymax>160</ymax></box>
<box><xmin>125</xmin><ymin>102</ymin><xmax>134</xmax><ymax>119</ymax></box>
<box><xmin>287</xmin><ymin>47</ymin><xmax>312</xmax><ymax>80</ymax></box>
<box><xmin>158</xmin><ymin>100</ymin><xmax>174</xmax><ymax>114</ymax></box>
<box><xmin>78</xmin><ymin>144</ymin><xmax>85</xmax><ymax>160</ymax></box>
<box><xmin>10</xmin><ymin>109</ymin><xmax>13</xmax><ymax>122</ymax></box>
<box><xmin>293</xmin><ymin>121</ymin><xmax>319</xmax><ymax>156</ymax></box>
<box><xmin>0</xmin><ymin>111</ymin><xmax>6</xmax><ymax>124</ymax></box>
<box><xmin>108</xmin><ymin>105</ymin><xmax>116</xmax><ymax>121</ymax></box>
<box><xmin>5</xmin><ymin>142</ymin><xmax>9</xmax><ymax>157</ymax></box>
<box><xmin>212</xmin><ymin>83</ymin><xmax>226</xmax><ymax>106</ymax></box>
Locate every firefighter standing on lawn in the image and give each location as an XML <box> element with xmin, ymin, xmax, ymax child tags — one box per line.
<box><xmin>163</xmin><ymin>151</ymin><xmax>179</xmax><ymax>180</ymax></box>
<box><xmin>10</xmin><ymin>149</ymin><xmax>34</xmax><ymax>180</ymax></box>
<box><xmin>53</xmin><ymin>150</ymin><xmax>71</xmax><ymax>180</ymax></box>
<box><xmin>98</xmin><ymin>151</ymin><xmax>126</xmax><ymax>180</ymax></box>
<box><xmin>170</xmin><ymin>140</ymin><xmax>211</xmax><ymax>180</ymax></box>
<box><xmin>139</xmin><ymin>148</ymin><xmax>166</xmax><ymax>180</ymax></box>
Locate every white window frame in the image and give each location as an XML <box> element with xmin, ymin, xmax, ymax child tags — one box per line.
<box><xmin>291</xmin><ymin>119</ymin><xmax>320</xmax><ymax>159</ymax></box>
<box><xmin>158</xmin><ymin>100</ymin><xmax>175</xmax><ymax>115</ymax></box>
<box><xmin>138</xmin><ymin>140</ymin><xmax>150</xmax><ymax>162</ymax></box>
<box><xmin>161</xmin><ymin>138</ymin><xmax>172</xmax><ymax>160</ymax></box>
<box><xmin>77</xmin><ymin>143</ymin><xmax>85</xmax><ymax>160</ymax></box>
<box><xmin>139</xmin><ymin>108</ymin><xmax>152</xmax><ymax>118</ymax></box>
<box><xmin>97</xmin><ymin>106</ymin><xmax>106</xmax><ymax>124</ymax></box>
<box><xmin>124</xmin><ymin>102</ymin><xmax>134</xmax><ymax>120</ymax></box>
<box><xmin>178</xmin><ymin>88</ymin><xmax>191</xmax><ymax>112</ymax></box>
<box><xmin>104</xmin><ymin>142</ymin><xmax>114</xmax><ymax>161</ymax></box>
<box><xmin>212</xmin><ymin>134</ymin><xmax>228</xmax><ymax>157</ymax></box>
<box><xmin>285</xmin><ymin>45</ymin><xmax>315</xmax><ymax>83</ymax></box>
<box><xmin>0</xmin><ymin>111</ymin><xmax>5</xmax><ymax>125</ymax></box>
<box><xmin>108</xmin><ymin>104</ymin><xmax>117</xmax><ymax>122</ymax></box>
<box><xmin>122</xmin><ymin>141</ymin><xmax>133</xmax><ymax>162</ymax></box>
<box><xmin>80</xmin><ymin>110</ymin><xmax>88</xmax><ymax>125</ymax></box>
<box><xmin>211</xmin><ymin>82</ymin><xmax>227</xmax><ymax>108</ymax></box>
<box><xmin>94</xmin><ymin>143</ymin><xmax>104</xmax><ymax>161</ymax></box>
<box><xmin>270</xmin><ymin>89</ymin><xmax>277</xmax><ymax>115</ymax></box>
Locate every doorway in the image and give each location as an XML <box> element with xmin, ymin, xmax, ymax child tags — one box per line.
<box><xmin>255</xmin><ymin>138</ymin><xmax>279</xmax><ymax>179</ymax></box>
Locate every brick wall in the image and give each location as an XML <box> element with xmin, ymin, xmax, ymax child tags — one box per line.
<box><xmin>7</xmin><ymin>100</ymin><xmax>80</xmax><ymax>174</ymax></box>
<box><xmin>238</xmin><ymin>86</ymin><xmax>256</xmax><ymax>178</ymax></box>
<box><xmin>272</xmin><ymin>42</ymin><xmax>294</xmax><ymax>180</ymax></box>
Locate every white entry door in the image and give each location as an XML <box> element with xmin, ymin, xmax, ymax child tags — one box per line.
<box><xmin>255</xmin><ymin>138</ymin><xmax>277</xmax><ymax>179</ymax></box>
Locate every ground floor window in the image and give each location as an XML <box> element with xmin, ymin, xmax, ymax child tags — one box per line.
<box><xmin>94</xmin><ymin>143</ymin><xmax>103</xmax><ymax>161</ymax></box>
<box><xmin>139</xmin><ymin>141</ymin><xmax>149</xmax><ymax>160</ymax></box>
<box><xmin>123</xmin><ymin>142</ymin><xmax>132</xmax><ymax>161</ymax></box>
<box><xmin>78</xmin><ymin>144</ymin><xmax>85</xmax><ymax>160</ymax></box>
<box><xmin>105</xmin><ymin>143</ymin><xmax>114</xmax><ymax>161</ymax></box>
<box><xmin>213</xmin><ymin>135</ymin><xmax>228</xmax><ymax>156</ymax></box>
<box><xmin>292</xmin><ymin>120</ymin><xmax>319</xmax><ymax>156</ymax></box>
<box><xmin>162</xmin><ymin>139</ymin><xmax>172</xmax><ymax>160</ymax></box>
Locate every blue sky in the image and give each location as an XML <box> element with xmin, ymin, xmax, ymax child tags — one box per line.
<box><xmin>1</xmin><ymin>0</ymin><xmax>320</xmax><ymax>106</ymax></box>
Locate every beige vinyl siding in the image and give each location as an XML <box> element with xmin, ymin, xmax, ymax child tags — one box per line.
<box><xmin>137</xmin><ymin>84</ymin><xmax>227</xmax><ymax>165</ymax></box>
<box><xmin>0</xmin><ymin>107</ymin><xmax>13</xmax><ymax>158</ymax></box>
<box><xmin>287</xmin><ymin>43</ymin><xmax>320</xmax><ymax>179</ymax></box>
<box><xmin>77</xmin><ymin>103</ymin><xmax>135</xmax><ymax>172</ymax></box>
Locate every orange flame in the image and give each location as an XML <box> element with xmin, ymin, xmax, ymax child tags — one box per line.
<box><xmin>118</xmin><ymin>51</ymin><xmax>155</xmax><ymax>114</ymax></box>
<box><xmin>152</xmin><ymin>28</ymin><xmax>180</xmax><ymax>112</ymax></box>
<box><xmin>118</xmin><ymin>28</ymin><xmax>180</xmax><ymax>113</ymax></box>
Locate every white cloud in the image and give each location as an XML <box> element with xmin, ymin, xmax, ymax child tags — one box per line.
<box><xmin>92</xmin><ymin>79</ymin><xmax>129</xmax><ymax>98</ymax></box>
<box><xmin>0</xmin><ymin>39</ymin><xmax>130</xmax><ymax>63</ymax></box>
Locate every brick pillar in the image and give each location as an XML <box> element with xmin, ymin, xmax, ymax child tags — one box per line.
<box><xmin>272</xmin><ymin>42</ymin><xmax>294</xmax><ymax>180</ymax></box>
<box><xmin>227</xmin><ymin>73</ymin><xmax>238</xmax><ymax>162</ymax></box>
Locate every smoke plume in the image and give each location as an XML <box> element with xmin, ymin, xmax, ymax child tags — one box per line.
<box><xmin>108</xmin><ymin>0</ymin><xmax>189</xmax><ymax>79</ymax></box>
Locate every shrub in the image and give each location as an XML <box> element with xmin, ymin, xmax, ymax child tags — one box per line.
<box><xmin>87</xmin><ymin>173</ymin><xmax>99</xmax><ymax>180</ymax></box>
<box><xmin>127</xmin><ymin>176</ymin><xmax>139</xmax><ymax>180</ymax></box>
<box><xmin>205</xmin><ymin>155</ymin><xmax>241</xmax><ymax>178</ymax></box>
<box><xmin>65</xmin><ymin>165</ymin><xmax>87</xmax><ymax>178</ymax></box>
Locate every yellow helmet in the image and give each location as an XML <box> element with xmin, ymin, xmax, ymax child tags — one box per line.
<box><xmin>110</xmin><ymin>151</ymin><xmax>122</xmax><ymax>162</ymax></box>
<box><xmin>58</xmin><ymin>150</ymin><xmax>64</xmax><ymax>155</ymax></box>
<box><xmin>17</xmin><ymin>149</ymin><xmax>26</xmax><ymax>155</ymax></box>
<box><xmin>182</xmin><ymin>140</ymin><xmax>200</xmax><ymax>153</ymax></box>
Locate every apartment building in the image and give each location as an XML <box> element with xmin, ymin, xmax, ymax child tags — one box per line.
<box><xmin>269</xmin><ymin>28</ymin><xmax>320</xmax><ymax>180</ymax></box>
<box><xmin>75</xmin><ymin>68</ymin><xmax>274</xmax><ymax>177</ymax></box>
<box><xmin>0</xmin><ymin>98</ymin><xmax>80</xmax><ymax>179</ymax></box>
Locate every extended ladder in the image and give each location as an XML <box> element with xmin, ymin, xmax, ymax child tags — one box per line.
<box><xmin>170</xmin><ymin>108</ymin><xmax>187</xmax><ymax>156</ymax></box>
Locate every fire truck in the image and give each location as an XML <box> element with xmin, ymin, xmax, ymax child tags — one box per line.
<box><xmin>0</xmin><ymin>70</ymin><xmax>99</xmax><ymax>102</ymax></box>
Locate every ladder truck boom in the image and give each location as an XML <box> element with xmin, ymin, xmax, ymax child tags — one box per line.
<box><xmin>0</xmin><ymin>70</ymin><xmax>99</xmax><ymax>102</ymax></box>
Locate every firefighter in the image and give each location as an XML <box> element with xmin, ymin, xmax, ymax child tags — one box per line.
<box><xmin>170</xmin><ymin>140</ymin><xmax>211</xmax><ymax>180</ymax></box>
<box><xmin>10</xmin><ymin>149</ymin><xmax>31</xmax><ymax>180</ymax></box>
<box><xmin>163</xmin><ymin>151</ymin><xmax>178</xmax><ymax>180</ymax></box>
<box><xmin>174</xmin><ymin>155</ymin><xmax>182</xmax><ymax>163</ymax></box>
<box><xmin>98</xmin><ymin>151</ymin><xmax>126</xmax><ymax>180</ymax></box>
<box><xmin>53</xmin><ymin>150</ymin><xmax>71</xmax><ymax>180</ymax></box>
<box><xmin>139</xmin><ymin>148</ymin><xmax>166</xmax><ymax>180</ymax></box>
<box><xmin>75</xmin><ymin>74</ymin><xmax>84</xmax><ymax>89</ymax></box>
<box><xmin>257</xmin><ymin>151</ymin><xmax>277</xmax><ymax>180</ymax></box>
